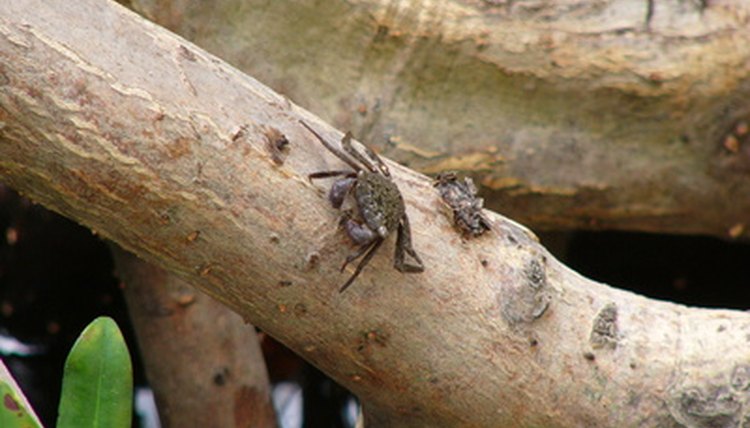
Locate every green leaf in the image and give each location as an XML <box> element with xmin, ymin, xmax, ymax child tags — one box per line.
<box><xmin>0</xmin><ymin>382</ymin><xmax>42</xmax><ymax>428</ymax></box>
<box><xmin>57</xmin><ymin>316</ymin><xmax>133</xmax><ymax>428</ymax></box>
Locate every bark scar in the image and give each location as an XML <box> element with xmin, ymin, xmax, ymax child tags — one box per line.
<box><xmin>590</xmin><ymin>302</ymin><xmax>618</xmax><ymax>349</ymax></box>
<box><xmin>499</xmin><ymin>253</ymin><xmax>551</xmax><ymax>326</ymax></box>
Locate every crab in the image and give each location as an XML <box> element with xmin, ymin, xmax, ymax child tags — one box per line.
<box><xmin>300</xmin><ymin>120</ymin><xmax>424</xmax><ymax>292</ymax></box>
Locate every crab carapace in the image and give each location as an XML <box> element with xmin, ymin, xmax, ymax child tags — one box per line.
<box><xmin>300</xmin><ymin>120</ymin><xmax>424</xmax><ymax>292</ymax></box>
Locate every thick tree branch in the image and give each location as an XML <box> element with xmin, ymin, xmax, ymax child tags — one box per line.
<box><xmin>1</xmin><ymin>1</ymin><xmax>749</xmax><ymax>426</ymax></box>
<box><xmin>131</xmin><ymin>0</ymin><xmax>750</xmax><ymax>238</ymax></box>
<box><xmin>111</xmin><ymin>248</ymin><xmax>277</xmax><ymax>428</ymax></box>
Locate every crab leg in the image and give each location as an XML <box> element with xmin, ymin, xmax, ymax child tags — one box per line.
<box><xmin>340</xmin><ymin>132</ymin><xmax>380</xmax><ymax>174</ymax></box>
<box><xmin>340</xmin><ymin>240</ymin><xmax>375</xmax><ymax>272</ymax></box>
<box><xmin>308</xmin><ymin>170</ymin><xmax>355</xmax><ymax>180</ymax></box>
<box><xmin>300</xmin><ymin>120</ymin><xmax>362</xmax><ymax>172</ymax></box>
<box><xmin>357</xmin><ymin>142</ymin><xmax>391</xmax><ymax>177</ymax></box>
<box><xmin>394</xmin><ymin>216</ymin><xmax>425</xmax><ymax>273</ymax></box>
<box><xmin>339</xmin><ymin>238</ymin><xmax>384</xmax><ymax>292</ymax></box>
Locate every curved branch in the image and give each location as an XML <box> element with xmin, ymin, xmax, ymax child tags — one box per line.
<box><xmin>0</xmin><ymin>1</ymin><xmax>748</xmax><ymax>426</ymax></box>
<box><xmin>132</xmin><ymin>0</ymin><xmax>750</xmax><ymax>238</ymax></box>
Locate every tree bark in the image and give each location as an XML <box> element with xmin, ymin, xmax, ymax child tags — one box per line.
<box><xmin>0</xmin><ymin>1</ymin><xmax>749</xmax><ymax>427</ymax></box>
<box><xmin>128</xmin><ymin>0</ymin><xmax>750</xmax><ymax>239</ymax></box>
<box><xmin>111</xmin><ymin>248</ymin><xmax>277</xmax><ymax>428</ymax></box>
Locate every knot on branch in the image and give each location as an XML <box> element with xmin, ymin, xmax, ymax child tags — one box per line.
<box><xmin>499</xmin><ymin>251</ymin><xmax>551</xmax><ymax>326</ymax></box>
<box><xmin>667</xmin><ymin>364</ymin><xmax>750</xmax><ymax>427</ymax></box>
<box><xmin>589</xmin><ymin>302</ymin><xmax>619</xmax><ymax>350</ymax></box>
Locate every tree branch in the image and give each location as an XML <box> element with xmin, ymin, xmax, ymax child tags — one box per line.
<box><xmin>111</xmin><ymin>248</ymin><xmax>277</xmax><ymax>428</ymax></box>
<box><xmin>130</xmin><ymin>0</ymin><xmax>750</xmax><ymax>238</ymax></box>
<box><xmin>0</xmin><ymin>1</ymin><xmax>748</xmax><ymax>426</ymax></box>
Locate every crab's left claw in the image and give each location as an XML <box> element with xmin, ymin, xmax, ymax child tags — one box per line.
<box><xmin>394</xmin><ymin>216</ymin><xmax>424</xmax><ymax>273</ymax></box>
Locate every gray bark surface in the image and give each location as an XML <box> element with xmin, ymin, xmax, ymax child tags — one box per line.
<box><xmin>128</xmin><ymin>0</ymin><xmax>750</xmax><ymax>238</ymax></box>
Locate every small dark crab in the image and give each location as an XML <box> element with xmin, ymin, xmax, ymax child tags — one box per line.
<box><xmin>300</xmin><ymin>120</ymin><xmax>424</xmax><ymax>292</ymax></box>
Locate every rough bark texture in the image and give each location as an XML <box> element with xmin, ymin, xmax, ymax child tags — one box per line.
<box><xmin>1</xmin><ymin>1</ymin><xmax>749</xmax><ymax>427</ymax></box>
<box><xmin>128</xmin><ymin>0</ymin><xmax>750</xmax><ymax>239</ymax></box>
<box><xmin>111</xmin><ymin>248</ymin><xmax>277</xmax><ymax>428</ymax></box>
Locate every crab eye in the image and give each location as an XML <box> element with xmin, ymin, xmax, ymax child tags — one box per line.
<box><xmin>377</xmin><ymin>225</ymin><xmax>388</xmax><ymax>238</ymax></box>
